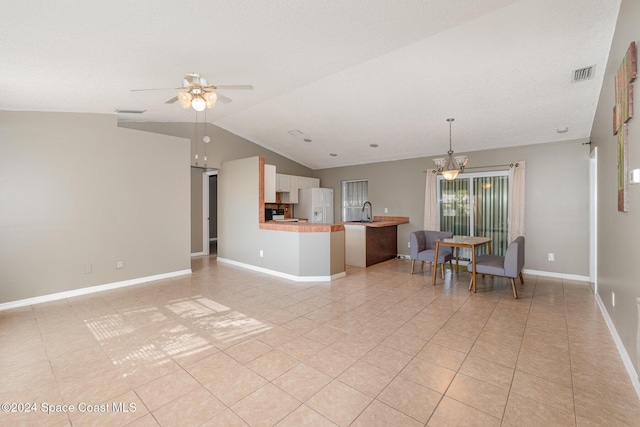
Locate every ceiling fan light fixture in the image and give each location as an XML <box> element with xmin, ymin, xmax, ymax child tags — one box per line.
<box><xmin>203</xmin><ymin>92</ymin><xmax>217</xmax><ymax>109</ymax></box>
<box><xmin>191</xmin><ymin>96</ymin><xmax>206</xmax><ymax>112</ymax></box>
<box><xmin>178</xmin><ymin>92</ymin><xmax>192</xmax><ymax>109</ymax></box>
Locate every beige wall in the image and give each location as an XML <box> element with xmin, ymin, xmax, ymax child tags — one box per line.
<box><xmin>190</xmin><ymin>167</ymin><xmax>204</xmax><ymax>253</ymax></box>
<box><xmin>0</xmin><ymin>112</ymin><xmax>191</xmax><ymax>304</ymax></box>
<box><xmin>315</xmin><ymin>137</ymin><xmax>591</xmax><ymax>276</ymax></box>
<box><xmin>591</xmin><ymin>0</ymin><xmax>640</xmax><ymax>375</ymax></box>
<box><xmin>120</xmin><ymin>122</ymin><xmax>314</xmax><ymax>253</ymax></box>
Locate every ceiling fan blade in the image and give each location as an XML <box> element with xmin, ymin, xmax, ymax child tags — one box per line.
<box><xmin>208</xmin><ymin>84</ymin><xmax>254</xmax><ymax>90</ymax></box>
<box><xmin>216</xmin><ymin>93</ymin><xmax>233</xmax><ymax>104</ymax></box>
<box><xmin>131</xmin><ymin>87</ymin><xmax>183</xmax><ymax>92</ymax></box>
<box><xmin>165</xmin><ymin>96</ymin><xmax>178</xmax><ymax>104</ymax></box>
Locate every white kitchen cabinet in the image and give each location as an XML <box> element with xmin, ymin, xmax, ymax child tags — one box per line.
<box><xmin>276</xmin><ymin>173</ymin><xmax>290</xmax><ymax>192</ymax></box>
<box><xmin>274</xmin><ymin>173</ymin><xmax>318</xmax><ymax>204</ymax></box>
<box><xmin>281</xmin><ymin>176</ymin><xmax>299</xmax><ymax>203</ymax></box>
<box><xmin>297</xmin><ymin>176</ymin><xmax>320</xmax><ymax>189</ymax></box>
<box><xmin>264</xmin><ymin>164</ymin><xmax>276</xmax><ymax>203</ymax></box>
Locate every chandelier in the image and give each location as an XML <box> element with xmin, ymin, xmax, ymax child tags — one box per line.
<box><xmin>433</xmin><ymin>118</ymin><xmax>468</xmax><ymax>180</ymax></box>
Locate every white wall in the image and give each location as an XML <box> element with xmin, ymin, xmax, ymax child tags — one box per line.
<box><xmin>0</xmin><ymin>112</ymin><xmax>191</xmax><ymax>304</ymax></box>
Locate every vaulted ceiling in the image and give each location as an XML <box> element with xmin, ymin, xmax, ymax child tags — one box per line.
<box><xmin>0</xmin><ymin>0</ymin><xmax>620</xmax><ymax>169</ymax></box>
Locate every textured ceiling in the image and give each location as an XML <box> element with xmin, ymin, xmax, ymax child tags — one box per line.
<box><xmin>0</xmin><ymin>0</ymin><xmax>620</xmax><ymax>169</ymax></box>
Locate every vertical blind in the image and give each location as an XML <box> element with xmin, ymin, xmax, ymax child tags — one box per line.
<box><xmin>342</xmin><ymin>179</ymin><xmax>368</xmax><ymax>221</ymax></box>
<box><xmin>439</xmin><ymin>173</ymin><xmax>509</xmax><ymax>257</ymax></box>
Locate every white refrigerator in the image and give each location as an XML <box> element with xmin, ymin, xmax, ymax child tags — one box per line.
<box><xmin>297</xmin><ymin>188</ymin><xmax>334</xmax><ymax>223</ymax></box>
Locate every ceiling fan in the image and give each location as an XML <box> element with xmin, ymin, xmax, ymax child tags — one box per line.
<box><xmin>131</xmin><ymin>73</ymin><xmax>253</xmax><ymax>111</ymax></box>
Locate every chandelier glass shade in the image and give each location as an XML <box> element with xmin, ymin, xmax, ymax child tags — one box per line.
<box><xmin>433</xmin><ymin>118</ymin><xmax>468</xmax><ymax>180</ymax></box>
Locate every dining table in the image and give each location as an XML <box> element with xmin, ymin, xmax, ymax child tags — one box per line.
<box><xmin>432</xmin><ymin>236</ymin><xmax>493</xmax><ymax>292</ymax></box>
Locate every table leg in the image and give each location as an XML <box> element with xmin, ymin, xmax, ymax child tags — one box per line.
<box><xmin>432</xmin><ymin>242</ymin><xmax>439</xmax><ymax>286</ymax></box>
<box><xmin>471</xmin><ymin>246</ymin><xmax>477</xmax><ymax>293</ymax></box>
<box><xmin>455</xmin><ymin>247</ymin><xmax>459</xmax><ymax>273</ymax></box>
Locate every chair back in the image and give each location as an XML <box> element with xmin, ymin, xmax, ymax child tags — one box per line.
<box><xmin>409</xmin><ymin>231</ymin><xmax>427</xmax><ymax>259</ymax></box>
<box><xmin>504</xmin><ymin>236</ymin><xmax>525</xmax><ymax>278</ymax></box>
<box><xmin>424</xmin><ymin>230</ymin><xmax>453</xmax><ymax>250</ymax></box>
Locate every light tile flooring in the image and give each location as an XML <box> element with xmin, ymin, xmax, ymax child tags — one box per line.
<box><xmin>2</xmin><ymin>257</ymin><xmax>640</xmax><ymax>426</ymax></box>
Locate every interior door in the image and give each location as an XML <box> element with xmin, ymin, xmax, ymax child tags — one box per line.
<box><xmin>202</xmin><ymin>170</ymin><xmax>218</xmax><ymax>256</ymax></box>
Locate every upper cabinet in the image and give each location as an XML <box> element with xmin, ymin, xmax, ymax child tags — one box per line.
<box><xmin>276</xmin><ymin>173</ymin><xmax>291</xmax><ymax>192</ymax></box>
<box><xmin>297</xmin><ymin>176</ymin><xmax>320</xmax><ymax>189</ymax></box>
<box><xmin>264</xmin><ymin>164</ymin><xmax>276</xmax><ymax>203</ymax></box>
<box><xmin>281</xmin><ymin>175</ymin><xmax>298</xmax><ymax>203</ymax></box>
<box><xmin>276</xmin><ymin>173</ymin><xmax>319</xmax><ymax>203</ymax></box>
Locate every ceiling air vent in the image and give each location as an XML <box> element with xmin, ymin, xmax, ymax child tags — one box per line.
<box><xmin>115</xmin><ymin>109</ymin><xmax>146</xmax><ymax>114</ymax></box>
<box><xmin>572</xmin><ymin>65</ymin><xmax>595</xmax><ymax>83</ymax></box>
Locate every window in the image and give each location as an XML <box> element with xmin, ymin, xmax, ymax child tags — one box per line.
<box><xmin>342</xmin><ymin>179</ymin><xmax>368</xmax><ymax>221</ymax></box>
<box><xmin>438</xmin><ymin>171</ymin><xmax>509</xmax><ymax>257</ymax></box>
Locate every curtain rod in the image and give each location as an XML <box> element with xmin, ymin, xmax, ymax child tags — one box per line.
<box><xmin>424</xmin><ymin>162</ymin><xmax>520</xmax><ymax>173</ymax></box>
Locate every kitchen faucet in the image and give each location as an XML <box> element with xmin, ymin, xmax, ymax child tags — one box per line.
<box><xmin>362</xmin><ymin>201</ymin><xmax>372</xmax><ymax>222</ymax></box>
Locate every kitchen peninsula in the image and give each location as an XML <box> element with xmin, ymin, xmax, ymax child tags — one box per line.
<box><xmin>217</xmin><ymin>156</ymin><xmax>345</xmax><ymax>282</ymax></box>
<box><xmin>344</xmin><ymin>216</ymin><xmax>410</xmax><ymax>267</ymax></box>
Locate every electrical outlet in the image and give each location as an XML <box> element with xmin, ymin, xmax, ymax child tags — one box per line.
<box><xmin>259</xmin><ymin>249</ymin><xmax>264</xmax><ymax>258</ymax></box>
<box><xmin>612</xmin><ymin>292</ymin><xmax>616</xmax><ymax>307</ymax></box>
<box><xmin>84</xmin><ymin>264</ymin><xmax>92</xmax><ymax>274</ymax></box>
<box><xmin>384</xmin><ymin>207</ymin><xmax>388</xmax><ymax>213</ymax></box>
<box><xmin>548</xmin><ymin>253</ymin><xmax>555</xmax><ymax>261</ymax></box>
<box><xmin>408</xmin><ymin>241</ymin><xmax>410</xmax><ymax>248</ymax></box>
<box><xmin>116</xmin><ymin>261</ymin><xmax>124</xmax><ymax>269</ymax></box>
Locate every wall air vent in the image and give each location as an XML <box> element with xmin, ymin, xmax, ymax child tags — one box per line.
<box><xmin>115</xmin><ymin>109</ymin><xmax>146</xmax><ymax>114</ymax></box>
<box><xmin>572</xmin><ymin>65</ymin><xmax>595</xmax><ymax>83</ymax></box>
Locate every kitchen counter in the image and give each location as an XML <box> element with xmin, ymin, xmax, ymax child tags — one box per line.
<box><xmin>260</xmin><ymin>221</ymin><xmax>344</xmax><ymax>232</ymax></box>
<box><xmin>344</xmin><ymin>216</ymin><xmax>410</xmax><ymax>267</ymax></box>
<box><xmin>343</xmin><ymin>216</ymin><xmax>410</xmax><ymax>227</ymax></box>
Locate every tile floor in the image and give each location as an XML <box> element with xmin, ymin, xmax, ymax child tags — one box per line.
<box><xmin>1</xmin><ymin>257</ymin><xmax>639</xmax><ymax>426</ymax></box>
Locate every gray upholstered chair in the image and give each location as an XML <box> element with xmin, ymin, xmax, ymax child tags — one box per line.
<box><xmin>410</xmin><ymin>230</ymin><xmax>454</xmax><ymax>277</ymax></box>
<box><xmin>468</xmin><ymin>235</ymin><xmax>525</xmax><ymax>298</ymax></box>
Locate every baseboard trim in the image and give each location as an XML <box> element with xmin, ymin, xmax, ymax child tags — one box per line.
<box><xmin>595</xmin><ymin>292</ymin><xmax>640</xmax><ymax>399</ymax></box>
<box><xmin>523</xmin><ymin>269</ymin><xmax>589</xmax><ymax>282</ymax></box>
<box><xmin>0</xmin><ymin>269</ymin><xmax>192</xmax><ymax>311</ymax></box>
<box><xmin>217</xmin><ymin>257</ymin><xmax>345</xmax><ymax>282</ymax></box>
<box><xmin>395</xmin><ymin>259</ymin><xmax>589</xmax><ymax>282</ymax></box>
<box><xmin>191</xmin><ymin>251</ymin><xmax>206</xmax><ymax>257</ymax></box>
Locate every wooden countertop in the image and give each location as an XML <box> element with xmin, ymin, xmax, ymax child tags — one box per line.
<box><xmin>343</xmin><ymin>216</ymin><xmax>410</xmax><ymax>227</ymax></box>
<box><xmin>259</xmin><ymin>216</ymin><xmax>408</xmax><ymax>232</ymax></box>
<box><xmin>260</xmin><ymin>221</ymin><xmax>344</xmax><ymax>232</ymax></box>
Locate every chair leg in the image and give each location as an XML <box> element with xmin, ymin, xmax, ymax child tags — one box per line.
<box><xmin>421</xmin><ymin>261</ymin><xmax>425</xmax><ymax>271</ymax></box>
<box><xmin>519</xmin><ymin>271</ymin><xmax>524</xmax><ymax>285</ymax></box>
<box><xmin>440</xmin><ymin>263</ymin><xmax>444</xmax><ymax>279</ymax></box>
<box><xmin>511</xmin><ymin>278</ymin><xmax>519</xmax><ymax>299</ymax></box>
<box><xmin>410</xmin><ymin>260</ymin><xmax>415</xmax><ymax>274</ymax></box>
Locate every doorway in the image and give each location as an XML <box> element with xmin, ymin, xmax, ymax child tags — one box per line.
<box><xmin>203</xmin><ymin>170</ymin><xmax>218</xmax><ymax>256</ymax></box>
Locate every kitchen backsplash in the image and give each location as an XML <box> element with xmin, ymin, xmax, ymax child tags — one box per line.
<box><xmin>264</xmin><ymin>203</ymin><xmax>293</xmax><ymax>218</ymax></box>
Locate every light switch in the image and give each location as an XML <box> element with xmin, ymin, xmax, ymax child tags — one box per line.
<box><xmin>630</xmin><ymin>169</ymin><xmax>640</xmax><ymax>184</ymax></box>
